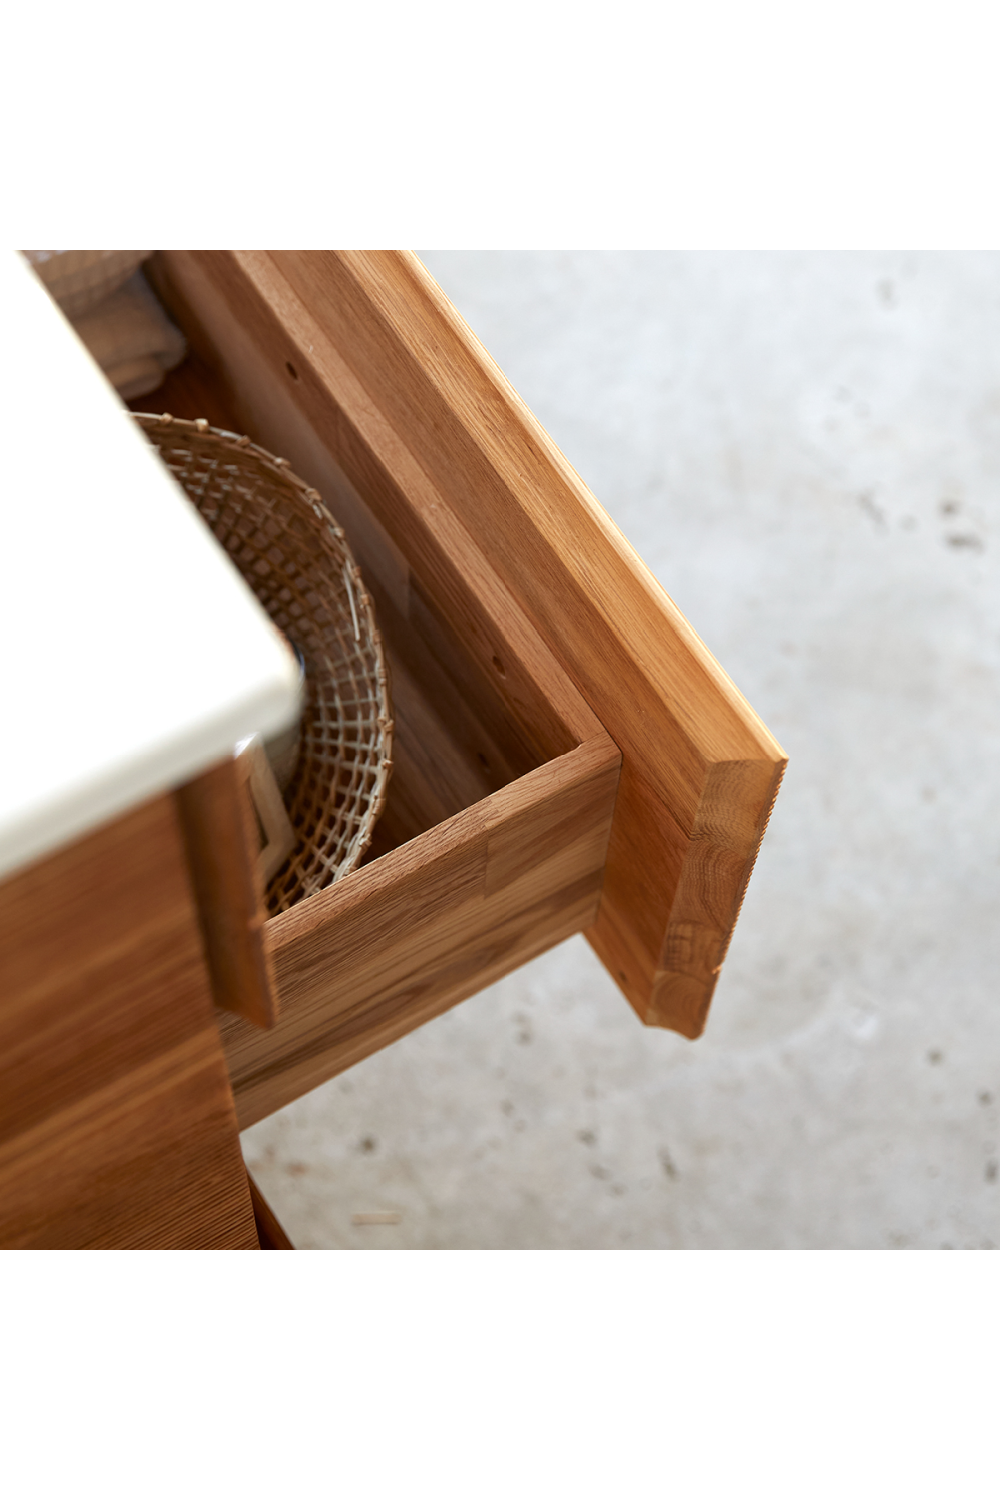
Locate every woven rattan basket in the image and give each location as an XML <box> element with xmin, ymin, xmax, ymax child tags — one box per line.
<box><xmin>134</xmin><ymin>413</ymin><xmax>393</xmax><ymax>915</ymax></box>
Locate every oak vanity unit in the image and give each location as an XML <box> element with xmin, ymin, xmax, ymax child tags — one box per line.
<box><xmin>1</xmin><ymin>252</ymin><xmax>786</xmax><ymax>1249</ymax></box>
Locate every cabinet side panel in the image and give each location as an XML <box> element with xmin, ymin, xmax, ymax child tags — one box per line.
<box><xmin>0</xmin><ymin>794</ymin><xmax>258</xmax><ymax>1249</ymax></box>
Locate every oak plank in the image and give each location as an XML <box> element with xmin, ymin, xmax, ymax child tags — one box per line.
<box><xmin>0</xmin><ymin>792</ymin><xmax>259</xmax><ymax>1249</ymax></box>
<box><xmin>221</xmin><ymin>735</ymin><xmax>620</xmax><ymax>1128</ymax></box>
<box><xmin>247</xmin><ymin>1169</ymin><xmax>294</xmax><ymax>1249</ymax></box>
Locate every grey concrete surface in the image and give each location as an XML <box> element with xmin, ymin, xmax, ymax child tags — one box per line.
<box><xmin>243</xmin><ymin>253</ymin><xmax>1000</xmax><ymax>1249</ymax></box>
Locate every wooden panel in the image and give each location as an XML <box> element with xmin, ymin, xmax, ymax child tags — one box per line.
<box><xmin>174</xmin><ymin>755</ymin><xmax>278</xmax><ymax>1029</ymax></box>
<box><xmin>222</xmin><ymin>734</ymin><xmax>620</xmax><ymax>1129</ymax></box>
<box><xmin>0</xmin><ymin>792</ymin><xmax>259</xmax><ymax>1249</ymax></box>
<box><xmin>247</xmin><ymin>1169</ymin><xmax>294</xmax><ymax>1249</ymax></box>
<box><xmin>147</xmin><ymin>251</ymin><xmax>786</xmax><ymax>1038</ymax></box>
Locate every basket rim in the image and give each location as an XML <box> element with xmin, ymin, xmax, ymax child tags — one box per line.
<box><xmin>133</xmin><ymin>410</ymin><xmax>395</xmax><ymax>907</ymax></box>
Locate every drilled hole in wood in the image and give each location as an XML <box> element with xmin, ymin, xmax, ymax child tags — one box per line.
<box><xmin>285</xmin><ymin>361</ymin><xmax>299</xmax><ymax>381</ymax></box>
<box><xmin>491</xmin><ymin>655</ymin><xmax>506</xmax><ymax>676</ymax></box>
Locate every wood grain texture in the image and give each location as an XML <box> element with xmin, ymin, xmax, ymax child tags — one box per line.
<box><xmin>147</xmin><ymin>251</ymin><xmax>785</xmax><ymax>1037</ymax></box>
<box><xmin>247</xmin><ymin>1169</ymin><xmax>294</xmax><ymax>1249</ymax></box>
<box><xmin>0</xmin><ymin>792</ymin><xmax>259</xmax><ymax>1249</ymax></box>
<box><xmin>275</xmin><ymin>254</ymin><xmax>784</xmax><ymax>1034</ymax></box>
<box><xmin>272</xmin><ymin>252</ymin><xmax>788</xmax><ymax>1036</ymax></box>
<box><xmin>174</xmin><ymin>755</ymin><xmax>279</xmax><ymax>1029</ymax></box>
<box><xmin>138</xmin><ymin>256</ymin><xmax>633</xmax><ymax>1095</ymax></box>
<box><xmin>145</xmin><ymin>253</ymin><xmax>598</xmax><ymax>766</ymax></box>
<box><xmin>137</xmin><ymin>282</ymin><xmax>623</xmax><ymax>1095</ymax></box>
<box><xmin>222</xmin><ymin>734</ymin><xmax>620</xmax><ymax>1129</ymax></box>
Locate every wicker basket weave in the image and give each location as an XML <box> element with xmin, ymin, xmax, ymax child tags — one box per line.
<box><xmin>134</xmin><ymin>413</ymin><xmax>393</xmax><ymax>915</ymax></box>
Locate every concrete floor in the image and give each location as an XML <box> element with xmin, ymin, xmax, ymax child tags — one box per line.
<box><xmin>243</xmin><ymin>252</ymin><xmax>1000</xmax><ymax>1249</ymax></box>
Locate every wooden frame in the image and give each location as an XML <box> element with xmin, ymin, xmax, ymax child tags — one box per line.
<box><xmin>140</xmin><ymin>252</ymin><xmax>785</xmax><ymax>1130</ymax></box>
